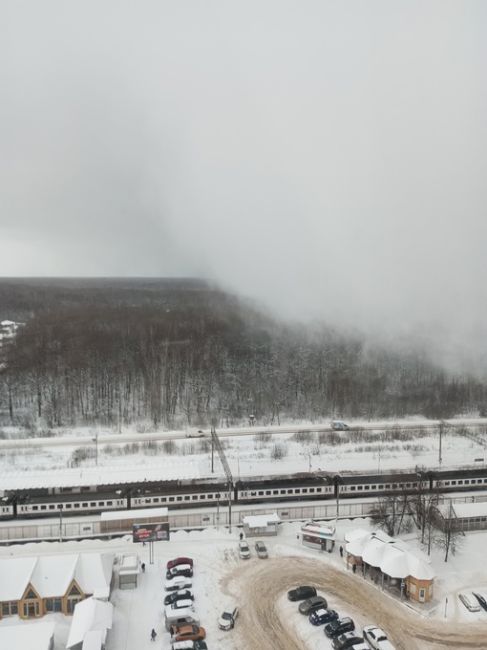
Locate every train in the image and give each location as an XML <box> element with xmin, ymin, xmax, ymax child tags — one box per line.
<box><xmin>1</xmin><ymin>465</ymin><xmax>487</xmax><ymax>521</ymax></box>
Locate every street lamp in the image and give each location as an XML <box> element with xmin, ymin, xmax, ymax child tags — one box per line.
<box><xmin>92</xmin><ymin>433</ymin><xmax>99</xmax><ymax>467</ymax></box>
<box><xmin>59</xmin><ymin>504</ymin><xmax>63</xmax><ymax>543</ymax></box>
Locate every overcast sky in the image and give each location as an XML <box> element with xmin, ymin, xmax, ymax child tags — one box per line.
<box><xmin>1</xmin><ymin>1</ymin><xmax>486</xmax><ymax>363</ymax></box>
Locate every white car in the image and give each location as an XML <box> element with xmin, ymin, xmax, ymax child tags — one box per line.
<box><xmin>169</xmin><ymin>599</ymin><xmax>195</xmax><ymax>612</ymax></box>
<box><xmin>238</xmin><ymin>540</ymin><xmax>251</xmax><ymax>559</ymax></box>
<box><xmin>458</xmin><ymin>593</ymin><xmax>481</xmax><ymax>612</ymax></box>
<box><xmin>219</xmin><ymin>605</ymin><xmax>239</xmax><ymax>630</ymax></box>
<box><xmin>165</xmin><ymin>575</ymin><xmax>193</xmax><ymax>591</ymax></box>
<box><xmin>363</xmin><ymin>625</ymin><xmax>396</xmax><ymax>650</ymax></box>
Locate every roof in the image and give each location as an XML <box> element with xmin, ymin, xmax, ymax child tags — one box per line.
<box><xmin>243</xmin><ymin>512</ymin><xmax>280</xmax><ymax>528</ymax></box>
<box><xmin>100</xmin><ymin>506</ymin><xmax>168</xmax><ymax>521</ymax></box>
<box><xmin>66</xmin><ymin>597</ymin><xmax>113</xmax><ymax>648</ymax></box>
<box><xmin>82</xmin><ymin>630</ymin><xmax>104</xmax><ymax>650</ymax></box>
<box><xmin>301</xmin><ymin>521</ymin><xmax>336</xmax><ymax>538</ymax></box>
<box><xmin>0</xmin><ymin>553</ymin><xmax>114</xmax><ymax>601</ymax></box>
<box><xmin>452</xmin><ymin>502</ymin><xmax>487</xmax><ymax>519</ymax></box>
<box><xmin>0</xmin><ymin>622</ymin><xmax>55</xmax><ymax>650</ymax></box>
<box><xmin>346</xmin><ymin>531</ymin><xmax>434</xmax><ymax>581</ymax></box>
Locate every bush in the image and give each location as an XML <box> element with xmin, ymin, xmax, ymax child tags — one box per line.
<box><xmin>271</xmin><ymin>442</ymin><xmax>288</xmax><ymax>460</ymax></box>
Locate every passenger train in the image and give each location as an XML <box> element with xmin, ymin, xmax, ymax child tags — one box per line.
<box><xmin>2</xmin><ymin>466</ymin><xmax>487</xmax><ymax>520</ymax></box>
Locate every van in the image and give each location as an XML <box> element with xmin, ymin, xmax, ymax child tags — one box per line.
<box><xmin>331</xmin><ymin>420</ymin><xmax>350</xmax><ymax>431</ymax></box>
<box><xmin>165</xmin><ymin>606</ymin><xmax>200</xmax><ymax>631</ymax></box>
<box><xmin>458</xmin><ymin>593</ymin><xmax>481</xmax><ymax>612</ymax></box>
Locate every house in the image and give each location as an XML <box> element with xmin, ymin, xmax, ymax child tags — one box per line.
<box><xmin>0</xmin><ymin>553</ymin><xmax>114</xmax><ymax>619</ymax></box>
<box><xmin>0</xmin><ymin>621</ymin><xmax>55</xmax><ymax>650</ymax></box>
<box><xmin>300</xmin><ymin>521</ymin><xmax>336</xmax><ymax>552</ymax></box>
<box><xmin>242</xmin><ymin>512</ymin><xmax>280</xmax><ymax>536</ymax></box>
<box><xmin>66</xmin><ymin>597</ymin><xmax>113</xmax><ymax>650</ymax></box>
<box><xmin>345</xmin><ymin>529</ymin><xmax>434</xmax><ymax>603</ymax></box>
<box><xmin>433</xmin><ymin>501</ymin><xmax>487</xmax><ymax>532</ymax></box>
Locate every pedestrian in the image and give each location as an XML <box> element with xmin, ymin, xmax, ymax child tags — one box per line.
<box><xmin>339</xmin><ymin>545</ymin><xmax>343</xmax><ymax>558</ymax></box>
<box><xmin>141</xmin><ymin>562</ymin><xmax>146</xmax><ymax>573</ymax></box>
<box><xmin>352</xmin><ymin>563</ymin><xmax>357</xmax><ymax>574</ymax></box>
<box><xmin>150</xmin><ymin>628</ymin><xmax>157</xmax><ymax>642</ymax></box>
<box><xmin>239</xmin><ymin>532</ymin><xmax>243</xmax><ymax>541</ymax></box>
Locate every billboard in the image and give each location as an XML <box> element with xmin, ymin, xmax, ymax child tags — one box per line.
<box><xmin>132</xmin><ymin>522</ymin><xmax>170</xmax><ymax>543</ymax></box>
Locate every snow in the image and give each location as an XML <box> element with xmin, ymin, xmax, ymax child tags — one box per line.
<box><xmin>0</xmin><ymin>556</ymin><xmax>37</xmax><ymax>600</ymax></box>
<box><xmin>450</xmin><ymin>501</ymin><xmax>487</xmax><ymax>518</ymax></box>
<box><xmin>82</xmin><ymin>630</ymin><xmax>103</xmax><ymax>650</ymax></box>
<box><xmin>0</xmin><ymin>621</ymin><xmax>54</xmax><ymax>650</ymax></box>
<box><xmin>66</xmin><ymin>598</ymin><xmax>113</xmax><ymax>648</ymax></box>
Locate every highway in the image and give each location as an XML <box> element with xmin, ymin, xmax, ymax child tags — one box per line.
<box><xmin>0</xmin><ymin>417</ymin><xmax>485</xmax><ymax>451</ymax></box>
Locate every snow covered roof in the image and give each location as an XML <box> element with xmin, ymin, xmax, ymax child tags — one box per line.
<box><xmin>82</xmin><ymin>630</ymin><xmax>104</xmax><ymax>650</ymax></box>
<box><xmin>66</xmin><ymin>597</ymin><xmax>113</xmax><ymax>649</ymax></box>
<box><xmin>101</xmin><ymin>506</ymin><xmax>168</xmax><ymax>521</ymax></box>
<box><xmin>0</xmin><ymin>553</ymin><xmax>114</xmax><ymax>601</ymax></box>
<box><xmin>301</xmin><ymin>521</ymin><xmax>336</xmax><ymax>537</ymax></box>
<box><xmin>346</xmin><ymin>531</ymin><xmax>434</xmax><ymax>581</ymax></box>
<box><xmin>242</xmin><ymin>512</ymin><xmax>280</xmax><ymax>528</ymax></box>
<box><xmin>0</xmin><ymin>622</ymin><xmax>55</xmax><ymax>650</ymax></box>
<box><xmin>452</xmin><ymin>502</ymin><xmax>487</xmax><ymax>518</ymax></box>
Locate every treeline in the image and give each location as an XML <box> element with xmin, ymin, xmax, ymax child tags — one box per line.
<box><xmin>0</xmin><ymin>280</ymin><xmax>485</xmax><ymax>428</ymax></box>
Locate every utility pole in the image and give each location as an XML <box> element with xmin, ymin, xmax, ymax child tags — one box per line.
<box><xmin>211</xmin><ymin>426</ymin><xmax>234</xmax><ymax>533</ymax></box>
<box><xmin>59</xmin><ymin>504</ymin><xmax>63</xmax><ymax>543</ymax></box>
<box><xmin>439</xmin><ymin>421</ymin><xmax>444</xmax><ymax>466</ymax></box>
<box><xmin>92</xmin><ymin>432</ymin><xmax>99</xmax><ymax>467</ymax></box>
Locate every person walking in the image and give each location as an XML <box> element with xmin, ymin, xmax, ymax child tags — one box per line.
<box><xmin>150</xmin><ymin>628</ymin><xmax>157</xmax><ymax>642</ymax></box>
<box><xmin>141</xmin><ymin>562</ymin><xmax>146</xmax><ymax>573</ymax></box>
<box><xmin>339</xmin><ymin>545</ymin><xmax>343</xmax><ymax>558</ymax></box>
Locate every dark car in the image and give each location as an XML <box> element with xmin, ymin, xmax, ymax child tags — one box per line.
<box><xmin>166</xmin><ymin>564</ymin><xmax>194</xmax><ymax>579</ymax></box>
<box><xmin>298</xmin><ymin>596</ymin><xmax>328</xmax><ymax>615</ymax></box>
<box><xmin>194</xmin><ymin>643</ymin><xmax>208</xmax><ymax>650</ymax></box>
<box><xmin>167</xmin><ymin>557</ymin><xmax>194</xmax><ymax>570</ymax></box>
<box><xmin>324</xmin><ymin>617</ymin><xmax>355</xmax><ymax>638</ymax></box>
<box><xmin>332</xmin><ymin>632</ymin><xmax>366</xmax><ymax>649</ymax></box>
<box><xmin>164</xmin><ymin>589</ymin><xmax>194</xmax><ymax>606</ymax></box>
<box><xmin>287</xmin><ymin>586</ymin><xmax>317</xmax><ymax>602</ymax></box>
<box><xmin>309</xmin><ymin>608</ymin><xmax>339</xmax><ymax>626</ymax></box>
<box><xmin>473</xmin><ymin>592</ymin><xmax>487</xmax><ymax>611</ymax></box>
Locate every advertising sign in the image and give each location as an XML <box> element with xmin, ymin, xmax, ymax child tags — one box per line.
<box><xmin>132</xmin><ymin>522</ymin><xmax>170</xmax><ymax>543</ymax></box>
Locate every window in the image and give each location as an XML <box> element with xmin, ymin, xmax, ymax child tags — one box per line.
<box><xmin>176</xmin><ymin>497</ymin><xmax>182</xmax><ymax>502</ymax></box>
<box><xmin>90</xmin><ymin>502</ymin><xmax>96</xmax><ymax>507</ymax></box>
<box><xmin>74</xmin><ymin>503</ymin><xmax>80</xmax><ymax>508</ymax></box>
<box><xmin>49</xmin><ymin>505</ymin><xmax>55</xmax><ymax>510</ymax></box>
<box><xmin>265</xmin><ymin>490</ymin><xmax>271</xmax><ymax>495</ymax></box>
<box><xmin>419</xmin><ymin>588</ymin><xmax>425</xmax><ymax>600</ymax></box>
<box><xmin>184</xmin><ymin>496</ymin><xmax>190</xmax><ymax>501</ymax></box>
<box><xmin>40</xmin><ymin>505</ymin><xmax>46</xmax><ymax>511</ymax></box>
<box><xmin>258</xmin><ymin>491</ymin><xmax>264</xmax><ymax>496</ymax></box>
<box><xmin>32</xmin><ymin>506</ymin><xmax>38</xmax><ymax>511</ymax></box>
<box><xmin>273</xmin><ymin>490</ymin><xmax>278</xmax><ymax>495</ymax></box>
<box><xmin>69</xmin><ymin>584</ymin><xmax>81</xmax><ymax>596</ymax></box>
<box><xmin>65</xmin><ymin>504</ymin><xmax>72</xmax><ymax>509</ymax></box>
<box><xmin>169</xmin><ymin>497</ymin><xmax>175</xmax><ymax>502</ymax></box>
<box><xmin>350</xmin><ymin>486</ymin><xmax>356</xmax><ymax>491</ymax></box>
<box><xmin>25</xmin><ymin>589</ymin><xmax>37</xmax><ymax>599</ymax></box>
<box><xmin>364</xmin><ymin>486</ymin><xmax>370</xmax><ymax>490</ymax></box>
<box><xmin>191</xmin><ymin>495</ymin><xmax>197</xmax><ymax>500</ymax></box>
<box><xmin>287</xmin><ymin>489</ymin><xmax>293</xmax><ymax>494</ymax></box>
<box><xmin>309</xmin><ymin>488</ymin><xmax>315</xmax><ymax>493</ymax></box>
<box><xmin>302</xmin><ymin>488</ymin><xmax>308</xmax><ymax>493</ymax></box>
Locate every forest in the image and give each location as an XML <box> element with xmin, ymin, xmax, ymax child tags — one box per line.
<box><xmin>0</xmin><ymin>278</ymin><xmax>485</xmax><ymax>429</ymax></box>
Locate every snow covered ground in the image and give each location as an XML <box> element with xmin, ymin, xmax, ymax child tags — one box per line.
<box><xmin>2</xmin><ymin>518</ymin><xmax>487</xmax><ymax>649</ymax></box>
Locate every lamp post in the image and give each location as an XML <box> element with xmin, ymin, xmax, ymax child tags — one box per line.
<box><xmin>59</xmin><ymin>504</ymin><xmax>63</xmax><ymax>543</ymax></box>
<box><xmin>92</xmin><ymin>433</ymin><xmax>99</xmax><ymax>467</ymax></box>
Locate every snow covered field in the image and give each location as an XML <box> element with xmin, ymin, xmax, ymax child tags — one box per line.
<box><xmin>1</xmin><ymin>423</ymin><xmax>486</xmax><ymax>491</ymax></box>
<box><xmin>2</xmin><ymin>518</ymin><xmax>487</xmax><ymax>649</ymax></box>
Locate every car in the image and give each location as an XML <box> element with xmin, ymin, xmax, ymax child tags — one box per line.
<box><xmin>167</xmin><ymin>557</ymin><xmax>194</xmax><ymax>570</ymax></box>
<box><xmin>363</xmin><ymin>625</ymin><xmax>396</xmax><ymax>649</ymax></box>
<box><xmin>170</xmin><ymin>599</ymin><xmax>195</xmax><ymax>612</ymax></box>
<box><xmin>185</xmin><ymin>430</ymin><xmax>205</xmax><ymax>438</ymax></box>
<box><xmin>324</xmin><ymin>617</ymin><xmax>355</xmax><ymax>638</ymax></box>
<box><xmin>458</xmin><ymin>593</ymin><xmax>481</xmax><ymax>612</ymax></box>
<box><xmin>193</xmin><ymin>643</ymin><xmax>208</xmax><ymax>650</ymax></box>
<box><xmin>238</xmin><ymin>540</ymin><xmax>251</xmax><ymax>559</ymax></box>
<box><xmin>331</xmin><ymin>420</ymin><xmax>350</xmax><ymax>431</ymax></box>
<box><xmin>170</xmin><ymin>624</ymin><xmax>206</xmax><ymax>642</ymax></box>
<box><xmin>309</xmin><ymin>608</ymin><xmax>338</xmax><ymax>626</ymax></box>
<box><xmin>166</xmin><ymin>564</ymin><xmax>194</xmax><ymax>579</ymax></box>
<box><xmin>164</xmin><ymin>590</ymin><xmax>194</xmax><ymax>607</ymax></box>
<box><xmin>255</xmin><ymin>541</ymin><xmax>268</xmax><ymax>558</ymax></box>
<box><xmin>287</xmin><ymin>586</ymin><xmax>317</xmax><ymax>601</ymax></box>
<box><xmin>332</xmin><ymin>632</ymin><xmax>367</xmax><ymax>649</ymax></box>
<box><xmin>298</xmin><ymin>596</ymin><xmax>328</xmax><ymax>615</ymax></box>
<box><xmin>172</xmin><ymin>640</ymin><xmax>208</xmax><ymax>650</ymax></box>
<box><xmin>218</xmin><ymin>605</ymin><xmax>239</xmax><ymax>630</ymax></box>
<box><xmin>165</xmin><ymin>575</ymin><xmax>193</xmax><ymax>591</ymax></box>
<box><xmin>473</xmin><ymin>592</ymin><xmax>487</xmax><ymax>612</ymax></box>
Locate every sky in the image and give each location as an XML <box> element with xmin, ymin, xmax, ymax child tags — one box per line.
<box><xmin>1</xmin><ymin>1</ymin><xmax>486</xmax><ymax>365</ymax></box>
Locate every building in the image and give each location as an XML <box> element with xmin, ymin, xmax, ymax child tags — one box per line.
<box><xmin>0</xmin><ymin>621</ymin><xmax>54</xmax><ymax>650</ymax></box>
<box><xmin>433</xmin><ymin>501</ymin><xmax>487</xmax><ymax>533</ymax></box>
<box><xmin>300</xmin><ymin>521</ymin><xmax>336</xmax><ymax>552</ymax></box>
<box><xmin>0</xmin><ymin>553</ymin><xmax>114</xmax><ymax>619</ymax></box>
<box><xmin>345</xmin><ymin>529</ymin><xmax>434</xmax><ymax>603</ymax></box>
<box><xmin>242</xmin><ymin>513</ymin><xmax>280</xmax><ymax>536</ymax></box>
<box><xmin>118</xmin><ymin>554</ymin><xmax>140</xmax><ymax>589</ymax></box>
<box><xmin>66</xmin><ymin>597</ymin><xmax>113</xmax><ymax>650</ymax></box>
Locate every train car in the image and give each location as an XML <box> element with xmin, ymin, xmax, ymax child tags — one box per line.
<box><xmin>430</xmin><ymin>467</ymin><xmax>487</xmax><ymax>493</ymax></box>
<box><xmin>337</xmin><ymin>471</ymin><xmax>425</xmax><ymax>498</ymax></box>
<box><xmin>235</xmin><ymin>473</ymin><xmax>334</xmax><ymax>504</ymax></box>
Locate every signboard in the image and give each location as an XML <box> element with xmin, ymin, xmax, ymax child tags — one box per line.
<box><xmin>132</xmin><ymin>522</ymin><xmax>170</xmax><ymax>543</ymax></box>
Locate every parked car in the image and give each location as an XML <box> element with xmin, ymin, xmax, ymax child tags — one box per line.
<box><xmin>363</xmin><ymin>625</ymin><xmax>396</xmax><ymax>649</ymax></box>
<box><xmin>324</xmin><ymin>617</ymin><xmax>355</xmax><ymax>638</ymax></box>
<box><xmin>164</xmin><ymin>590</ymin><xmax>194</xmax><ymax>607</ymax></box>
<box><xmin>309</xmin><ymin>608</ymin><xmax>338</xmax><ymax>626</ymax></box>
<box><xmin>298</xmin><ymin>595</ymin><xmax>328</xmax><ymax>615</ymax></box>
<box><xmin>165</xmin><ymin>575</ymin><xmax>193</xmax><ymax>591</ymax></box>
<box><xmin>165</xmin><ymin>609</ymin><xmax>199</xmax><ymax>632</ymax></box>
<box><xmin>472</xmin><ymin>592</ymin><xmax>487</xmax><ymax>612</ymax></box>
<box><xmin>459</xmin><ymin>593</ymin><xmax>481</xmax><ymax>612</ymax></box>
<box><xmin>172</xmin><ymin>642</ymin><xmax>207</xmax><ymax>650</ymax></box>
<box><xmin>170</xmin><ymin>624</ymin><xmax>206</xmax><ymax>642</ymax></box>
<box><xmin>332</xmin><ymin>632</ymin><xmax>367</xmax><ymax>649</ymax></box>
<box><xmin>170</xmin><ymin>599</ymin><xmax>195</xmax><ymax>612</ymax></box>
<box><xmin>255</xmin><ymin>541</ymin><xmax>268</xmax><ymax>558</ymax></box>
<box><xmin>238</xmin><ymin>540</ymin><xmax>251</xmax><ymax>559</ymax></box>
<box><xmin>193</xmin><ymin>642</ymin><xmax>208</xmax><ymax>650</ymax></box>
<box><xmin>218</xmin><ymin>605</ymin><xmax>239</xmax><ymax>630</ymax></box>
<box><xmin>287</xmin><ymin>586</ymin><xmax>317</xmax><ymax>601</ymax></box>
<box><xmin>166</xmin><ymin>564</ymin><xmax>194</xmax><ymax>579</ymax></box>
<box><xmin>167</xmin><ymin>557</ymin><xmax>194</xmax><ymax>570</ymax></box>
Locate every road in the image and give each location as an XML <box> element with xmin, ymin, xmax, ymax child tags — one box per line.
<box><xmin>225</xmin><ymin>556</ymin><xmax>487</xmax><ymax>649</ymax></box>
<box><xmin>0</xmin><ymin>417</ymin><xmax>485</xmax><ymax>451</ymax></box>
